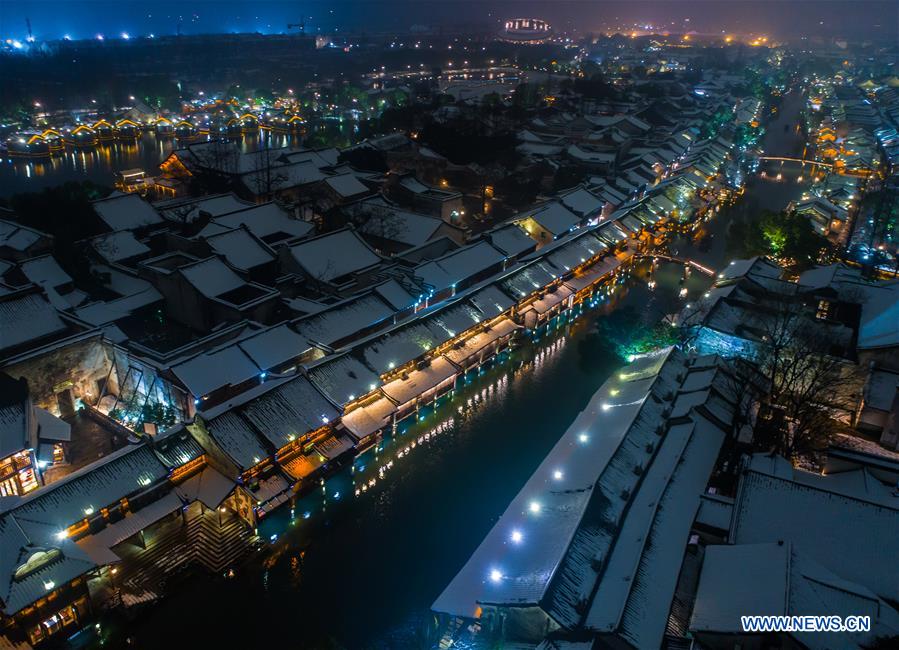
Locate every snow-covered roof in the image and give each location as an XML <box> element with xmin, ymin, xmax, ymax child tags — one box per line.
<box><xmin>237</xmin><ymin>375</ymin><xmax>338</xmax><ymax>449</ymax></box>
<box><xmin>360</xmin><ymin>322</ymin><xmax>448</xmax><ymax>375</ymax></box>
<box><xmin>0</xmin><ymin>219</ymin><xmax>48</xmax><ymax>253</ymax></box>
<box><xmin>240</xmin><ymin>160</ymin><xmax>326</xmax><ymax>195</ymax></box>
<box><xmin>0</xmin><ymin>291</ymin><xmax>68</xmax><ymax>355</ymax></box>
<box><xmin>558</xmin><ymin>187</ymin><xmax>604</xmax><ymax>218</ymax></box>
<box><xmin>796</xmin><ymin>264</ymin><xmax>862</xmax><ymax>291</ymax></box>
<box><xmin>155</xmin><ymin>193</ymin><xmax>251</xmax><ymax>223</ymax></box>
<box><xmin>732</xmin><ymin>453</ymin><xmax>899</xmax><ymax>602</ymax></box>
<box><xmin>0</xmin><ymin>443</ymin><xmax>171</xmax><ymax>614</ymax></box>
<box><xmin>373</xmin><ymin>278</ymin><xmax>418</xmax><ymax>311</ymax></box>
<box><xmin>484</xmin><ymin>224</ymin><xmax>536</xmax><ymax>258</ymax></box>
<box><xmin>295</xmin><ymin>293</ymin><xmax>396</xmax><ymax>348</ymax></box>
<box><xmin>414</xmin><ymin>241</ymin><xmax>506</xmax><ymax>293</ymax></box>
<box><xmin>358</xmin><ymin>206</ymin><xmax>450</xmax><ymax>247</ymax></box>
<box><xmin>534</xmin><ymin>230</ymin><xmax>607</xmax><ymax>275</ymax></box>
<box><xmin>325</xmin><ymin>173</ymin><xmax>370</xmax><ymax>198</ymax></box>
<box><xmin>203</xmin><ymin>410</ymin><xmax>270</xmax><ymax>471</ymax></box>
<box><xmin>467</xmin><ymin>285</ymin><xmax>516</xmax><ymax>318</ymax></box>
<box><xmin>237</xmin><ymin>324</ymin><xmax>310</xmax><ymax>371</ymax></box>
<box><xmin>179</xmin><ymin>257</ymin><xmax>246</xmax><ymax>299</ymax></box>
<box><xmin>200</xmin><ymin>203</ymin><xmax>314</xmax><ymax>244</ymax></box>
<box><xmin>307</xmin><ymin>353</ymin><xmax>382</xmax><ymax>408</ymax></box>
<box><xmin>18</xmin><ymin>255</ymin><xmax>72</xmax><ymax>290</ymax></box>
<box><xmin>90</xmin><ymin>231</ymin><xmax>151</xmax><ymax>263</ymax></box>
<box><xmin>286</xmin><ymin>229</ymin><xmax>383</xmax><ymax>282</ymax></box>
<box><xmin>433</xmin><ymin>349</ymin><xmax>736</xmax><ymax>644</ymax></box>
<box><xmin>499</xmin><ymin>261</ymin><xmax>558</xmax><ymax>301</ymax></box>
<box><xmin>521</xmin><ymin>201</ymin><xmax>582</xmax><ymax>236</ymax></box>
<box><xmin>856</xmin><ymin>281</ymin><xmax>899</xmax><ymax>350</ymax></box>
<box><xmin>691</xmin><ymin>542</ymin><xmax>899</xmax><ymax>650</ymax></box>
<box><xmin>172</xmin><ymin>345</ymin><xmax>260</xmax><ymax>398</ymax></box>
<box><xmin>204</xmin><ymin>227</ymin><xmax>275</xmax><ymax>271</ymax></box>
<box><xmin>92</xmin><ymin>193</ymin><xmax>164</xmax><ymax>231</ymax></box>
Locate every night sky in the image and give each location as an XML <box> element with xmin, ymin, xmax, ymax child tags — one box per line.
<box><xmin>2</xmin><ymin>1</ymin><xmax>896</xmax><ymax>43</ymax></box>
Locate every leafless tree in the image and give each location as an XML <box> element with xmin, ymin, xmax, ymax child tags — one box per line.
<box><xmin>194</xmin><ymin>138</ymin><xmax>239</xmax><ymax>175</ymax></box>
<box><xmin>250</xmin><ymin>139</ymin><xmax>288</xmax><ymax>201</ymax></box>
<box><xmin>357</xmin><ymin>208</ymin><xmax>407</xmax><ymax>243</ymax></box>
<box><xmin>745</xmin><ymin>292</ymin><xmax>863</xmax><ymax>463</ymax></box>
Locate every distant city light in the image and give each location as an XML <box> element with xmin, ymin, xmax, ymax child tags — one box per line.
<box><xmin>96</xmin><ymin>34</ymin><xmax>104</xmax><ymax>41</ymax></box>
<box><xmin>121</xmin><ymin>32</ymin><xmax>130</xmax><ymax>40</ymax></box>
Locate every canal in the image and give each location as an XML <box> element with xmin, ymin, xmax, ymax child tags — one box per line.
<box><xmin>81</xmin><ymin>258</ymin><xmax>713</xmax><ymax>650</ymax></box>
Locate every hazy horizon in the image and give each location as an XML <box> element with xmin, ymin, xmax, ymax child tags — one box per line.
<box><xmin>2</xmin><ymin>1</ymin><xmax>897</xmax><ymax>43</ymax></box>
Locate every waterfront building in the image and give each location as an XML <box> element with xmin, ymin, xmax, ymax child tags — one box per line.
<box><xmin>433</xmin><ymin>347</ymin><xmax>743</xmax><ymax>648</ymax></box>
<box><xmin>0</xmin><ymin>80</ymin><xmax>754</xmax><ymax>642</ymax></box>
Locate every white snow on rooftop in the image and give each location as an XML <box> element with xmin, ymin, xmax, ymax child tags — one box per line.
<box><xmin>237</xmin><ymin>324</ymin><xmax>310</xmax><ymax>371</ymax></box>
<box><xmin>18</xmin><ymin>255</ymin><xmax>72</xmax><ymax>290</ymax></box>
<box><xmin>287</xmin><ymin>229</ymin><xmax>382</xmax><ymax>282</ymax></box>
<box><xmin>205</xmin><ymin>228</ymin><xmax>275</xmax><ymax>271</ymax></box>
<box><xmin>90</xmin><ymin>231</ymin><xmax>151</xmax><ymax>263</ymax></box>
<box><xmin>857</xmin><ymin>281</ymin><xmax>899</xmax><ymax>350</ymax></box>
<box><xmin>486</xmin><ymin>224</ymin><xmax>536</xmax><ymax>258</ymax></box>
<box><xmin>433</xmin><ymin>348</ymin><xmax>682</xmax><ymax>616</ymax></box>
<box><xmin>179</xmin><ymin>257</ymin><xmax>246</xmax><ymax>298</ymax></box>
<box><xmin>522</xmin><ymin>201</ymin><xmax>582</xmax><ymax>236</ymax></box>
<box><xmin>172</xmin><ymin>345</ymin><xmax>260</xmax><ymax>397</ymax></box>
<box><xmin>692</xmin><ymin>542</ymin><xmax>899</xmax><ymax>650</ymax></box>
<box><xmin>201</xmin><ymin>203</ymin><xmax>314</xmax><ymax>243</ymax></box>
<box><xmin>0</xmin><ymin>292</ymin><xmax>68</xmax><ymax>354</ymax></box>
<box><xmin>732</xmin><ymin>453</ymin><xmax>899</xmax><ymax>602</ymax></box>
<box><xmin>295</xmin><ymin>293</ymin><xmax>395</xmax><ymax>347</ymax></box>
<box><xmin>92</xmin><ymin>193</ymin><xmax>164</xmax><ymax>231</ymax></box>
<box><xmin>325</xmin><ymin>173</ymin><xmax>369</xmax><ymax>198</ymax></box>
<box><xmin>414</xmin><ymin>241</ymin><xmax>505</xmax><ymax>293</ymax></box>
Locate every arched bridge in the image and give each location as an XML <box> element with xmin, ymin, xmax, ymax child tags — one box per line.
<box><xmin>636</xmin><ymin>254</ymin><xmax>717</xmax><ymax>277</ymax></box>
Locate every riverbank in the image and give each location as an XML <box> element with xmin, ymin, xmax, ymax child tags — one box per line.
<box><xmin>83</xmin><ymin>259</ymin><xmax>711</xmax><ymax>650</ymax></box>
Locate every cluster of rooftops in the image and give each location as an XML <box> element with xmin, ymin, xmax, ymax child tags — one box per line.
<box><xmin>432</xmin><ymin>346</ymin><xmax>899</xmax><ymax>650</ymax></box>
<box><xmin>0</xmin><ymin>105</ymin><xmax>748</xmax><ymax>628</ymax></box>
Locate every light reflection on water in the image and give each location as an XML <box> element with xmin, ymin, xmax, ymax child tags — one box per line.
<box><xmin>0</xmin><ymin>131</ymin><xmax>300</xmax><ymax>195</ymax></box>
<box><xmin>123</xmin><ymin>261</ymin><xmax>715</xmax><ymax>650</ymax></box>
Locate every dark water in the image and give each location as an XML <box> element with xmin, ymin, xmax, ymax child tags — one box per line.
<box><xmin>0</xmin><ymin>131</ymin><xmax>300</xmax><ymax>197</ymax></box>
<box><xmin>85</xmin><ymin>261</ymin><xmax>711</xmax><ymax>650</ymax></box>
